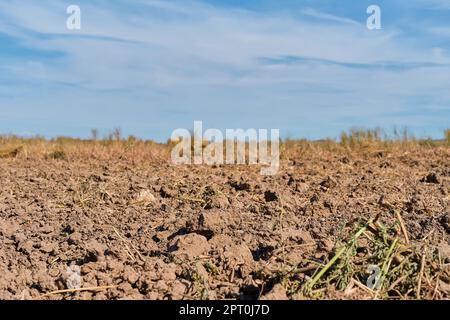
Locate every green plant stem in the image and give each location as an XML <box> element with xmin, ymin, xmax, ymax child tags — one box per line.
<box><xmin>306</xmin><ymin>220</ymin><xmax>371</xmax><ymax>291</ymax></box>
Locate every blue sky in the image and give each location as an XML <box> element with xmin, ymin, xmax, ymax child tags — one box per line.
<box><xmin>0</xmin><ymin>0</ymin><xmax>449</xmax><ymax>141</ymax></box>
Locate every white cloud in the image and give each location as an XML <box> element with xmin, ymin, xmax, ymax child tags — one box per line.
<box><xmin>2</xmin><ymin>0</ymin><xmax>444</xmax><ymax>87</ymax></box>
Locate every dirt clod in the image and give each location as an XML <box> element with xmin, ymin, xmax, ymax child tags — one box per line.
<box><xmin>170</xmin><ymin>234</ymin><xmax>210</xmax><ymax>260</ymax></box>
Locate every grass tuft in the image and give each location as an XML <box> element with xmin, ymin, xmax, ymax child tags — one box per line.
<box><xmin>300</xmin><ymin>216</ymin><xmax>447</xmax><ymax>299</ymax></box>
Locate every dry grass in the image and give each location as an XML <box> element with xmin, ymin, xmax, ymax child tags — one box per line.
<box><xmin>282</xmin><ymin>128</ymin><xmax>449</xmax><ymax>162</ymax></box>
<box><xmin>1</xmin><ymin>128</ymin><xmax>448</xmax><ymax>162</ymax></box>
<box><xmin>0</xmin><ymin>134</ymin><xmax>169</xmax><ymax>162</ymax></box>
<box><xmin>271</xmin><ymin>215</ymin><xmax>448</xmax><ymax>300</ymax></box>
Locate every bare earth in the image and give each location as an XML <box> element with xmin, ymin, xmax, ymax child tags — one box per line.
<box><xmin>0</xmin><ymin>141</ymin><xmax>449</xmax><ymax>300</ymax></box>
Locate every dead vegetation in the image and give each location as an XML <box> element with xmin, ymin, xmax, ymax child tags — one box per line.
<box><xmin>0</xmin><ymin>128</ymin><xmax>448</xmax><ymax>162</ymax></box>
<box><xmin>299</xmin><ymin>214</ymin><xmax>448</xmax><ymax>299</ymax></box>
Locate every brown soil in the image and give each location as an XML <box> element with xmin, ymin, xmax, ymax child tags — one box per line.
<box><xmin>0</xmin><ymin>141</ymin><xmax>449</xmax><ymax>300</ymax></box>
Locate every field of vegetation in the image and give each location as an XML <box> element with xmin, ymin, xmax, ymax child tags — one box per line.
<box><xmin>0</xmin><ymin>129</ymin><xmax>449</xmax><ymax>300</ymax></box>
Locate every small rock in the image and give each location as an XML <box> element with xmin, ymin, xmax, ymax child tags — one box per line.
<box><xmin>204</xmin><ymin>193</ymin><xmax>230</xmax><ymax>209</ymax></box>
<box><xmin>13</xmin><ymin>232</ymin><xmax>27</xmax><ymax>243</ymax></box>
<box><xmin>85</xmin><ymin>240</ymin><xmax>107</xmax><ymax>262</ymax></box>
<box><xmin>187</xmin><ymin>210</ymin><xmax>236</xmax><ymax>238</ymax></box>
<box><xmin>68</xmin><ymin>232</ymin><xmax>82</xmax><ymax>245</ymax></box>
<box><xmin>123</xmin><ymin>266</ymin><xmax>139</xmax><ymax>285</ymax></box>
<box><xmin>117</xmin><ymin>282</ymin><xmax>133</xmax><ymax>293</ymax></box>
<box><xmin>134</xmin><ymin>190</ymin><xmax>156</xmax><ymax>206</ymax></box>
<box><xmin>284</xmin><ymin>250</ymin><xmax>304</xmax><ymax>265</ymax></box>
<box><xmin>154</xmin><ymin>280</ymin><xmax>169</xmax><ymax>291</ymax></box>
<box><xmin>221</xmin><ymin>243</ymin><xmax>255</xmax><ymax>267</ymax></box>
<box><xmin>320</xmin><ymin>176</ymin><xmax>337</xmax><ymax>190</ymax></box>
<box><xmin>35</xmin><ymin>271</ymin><xmax>58</xmax><ymax>291</ymax></box>
<box><xmin>320</xmin><ymin>239</ymin><xmax>335</xmax><ymax>252</ymax></box>
<box><xmin>39</xmin><ymin>242</ymin><xmax>56</xmax><ymax>254</ymax></box>
<box><xmin>286</xmin><ymin>229</ymin><xmax>314</xmax><ymax>244</ymax></box>
<box><xmin>296</xmin><ymin>183</ymin><xmax>309</xmax><ymax>193</ymax></box>
<box><xmin>145</xmin><ymin>292</ymin><xmax>160</xmax><ymax>300</ymax></box>
<box><xmin>17</xmin><ymin>240</ymin><xmax>33</xmax><ymax>254</ymax></box>
<box><xmin>40</xmin><ymin>225</ymin><xmax>54</xmax><ymax>234</ymax></box>
<box><xmin>0</xmin><ymin>220</ymin><xmax>19</xmax><ymax>238</ymax></box>
<box><xmin>159</xmin><ymin>263</ymin><xmax>178</xmax><ymax>281</ymax></box>
<box><xmin>171</xmin><ymin>281</ymin><xmax>187</xmax><ymax>300</ymax></box>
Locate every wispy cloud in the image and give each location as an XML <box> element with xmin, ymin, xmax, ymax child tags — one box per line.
<box><xmin>302</xmin><ymin>8</ymin><xmax>361</xmax><ymax>26</ymax></box>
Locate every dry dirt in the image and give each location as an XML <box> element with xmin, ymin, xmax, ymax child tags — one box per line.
<box><xmin>0</xmin><ymin>143</ymin><xmax>449</xmax><ymax>300</ymax></box>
